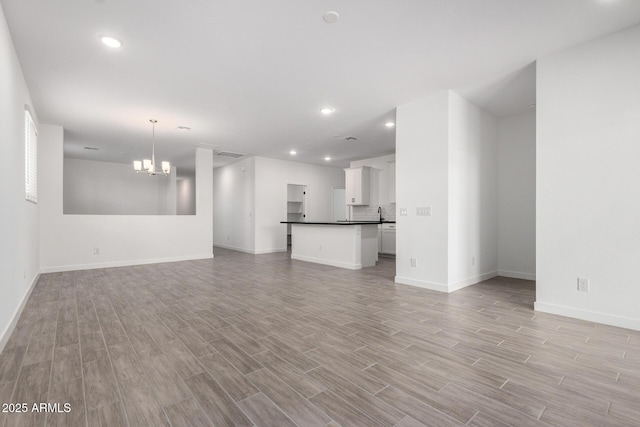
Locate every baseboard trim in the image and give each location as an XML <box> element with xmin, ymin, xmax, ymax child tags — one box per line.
<box><xmin>535</xmin><ymin>301</ymin><xmax>640</xmax><ymax>331</ymax></box>
<box><xmin>498</xmin><ymin>270</ymin><xmax>536</xmax><ymax>281</ymax></box>
<box><xmin>395</xmin><ymin>271</ymin><xmax>497</xmax><ymax>293</ymax></box>
<box><xmin>213</xmin><ymin>243</ymin><xmax>256</xmax><ymax>254</ymax></box>
<box><xmin>291</xmin><ymin>254</ymin><xmax>361</xmax><ymax>270</ymax></box>
<box><xmin>449</xmin><ymin>271</ymin><xmax>499</xmax><ymax>292</ymax></box>
<box><xmin>214</xmin><ymin>243</ymin><xmax>287</xmax><ymax>255</ymax></box>
<box><xmin>394</xmin><ymin>276</ymin><xmax>449</xmax><ymax>293</ymax></box>
<box><xmin>40</xmin><ymin>253</ymin><xmax>214</xmax><ymax>273</ymax></box>
<box><xmin>0</xmin><ymin>270</ymin><xmax>40</xmax><ymax>353</ymax></box>
<box><xmin>254</xmin><ymin>248</ymin><xmax>287</xmax><ymax>254</ymax></box>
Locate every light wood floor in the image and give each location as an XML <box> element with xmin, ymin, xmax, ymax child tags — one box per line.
<box><xmin>1</xmin><ymin>247</ymin><xmax>639</xmax><ymax>427</ymax></box>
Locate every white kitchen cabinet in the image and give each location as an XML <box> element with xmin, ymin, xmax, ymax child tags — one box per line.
<box><xmin>381</xmin><ymin>223</ymin><xmax>396</xmax><ymax>254</ymax></box>
<box><xmin>290</xmin><ymin>223</ymin><xmax>378</xmax><ymax>269</ymax></box>
<box><xmin>344</xmin><ymin>166</ymin><xmax>370</xmax><ymax>206</ymax></box>
<box><xmin>388</xmin><ymin>161</ymin><xmax>396</xmax><ymax>204</ymax></box>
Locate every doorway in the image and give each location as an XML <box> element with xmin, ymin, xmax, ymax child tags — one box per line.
<box><xmin>286</xmin><ymin>184</ymin><xmax>306</xmax><ymax>248</ymax></box>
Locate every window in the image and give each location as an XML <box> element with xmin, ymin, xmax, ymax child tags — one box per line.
<box><xmin>25</xmin><ymin>108</ymin><xmax>38</xmax><ymax>203</ymax></box>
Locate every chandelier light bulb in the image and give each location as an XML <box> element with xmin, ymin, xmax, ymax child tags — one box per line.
<box><xmin>133</xmin><ymin>120</ymin><xmax>171</xmax><ymax>176</ymax></box>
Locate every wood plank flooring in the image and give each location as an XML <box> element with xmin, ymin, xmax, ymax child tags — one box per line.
<box><xmin>1</xmin><ymin>247</ymin><xmax>639</xmax><ymax>426</ymax></box>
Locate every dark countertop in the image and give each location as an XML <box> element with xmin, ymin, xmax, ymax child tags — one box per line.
<box><xmin>281</xmin><ymin>221</ymin><xmax>395</xmax><ymax>225</ymax></box>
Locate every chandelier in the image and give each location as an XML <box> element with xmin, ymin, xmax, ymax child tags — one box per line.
<box><xmin>133</xmin><ymin>119</ymin><xmax>170</xmax><ymax>175</ymax></box>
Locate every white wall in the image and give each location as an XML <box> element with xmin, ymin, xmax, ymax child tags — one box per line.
<box><xmin>212</xmin><ymin>157</ymin><xmax>256</xmax><ymax>253</ymax></box>
<box><xmin>158</xmin><ymin>165</ymin><xmax>177</xmax><ymax>215</ymax></box>
<box><xmin>177</xmin><ymin>171</ymin><xmax>196</xmax><ymax>215</ymax></box>
<box><xmin>395</xmin><ymin>90</ymin><xmax>499</xmax><ymax>292</ymax></box>
<box><xmin>212</xmin><ymin>156</ymin><xmax>344</xmax><ymax>254</ymax></box>
<box><xmin>254</xmin><ymin>157</ymin><xmax>344</xmax><ymax>254</ymax></box>
<box><xmin>396</xmin><ymin>91</ymin><xmax>451</xmax><ymax>290</ymax></box>
<box><xmin>64</xmin><ymin>158</ymin><xmax>177</xmax><ymax>215</ymax></box>
<box><xmin>448</xmin><ymin>92</ymin><xmax>498</xmax><ymax>289</ymax></box>
<box><xmin>40</xmin><ymin>126</ymin><xmax>213</xmax><ymax>271</ymax></box>
<box><xmin>536</xmin><ymin>24</ymin><xmax>640</xmax><ymax>330</ymax></box>
<box><xmin>497</xmin><ymin>110</ymin><xmax>536</xmax><ymax>280</ymax></box>
<box><xmin>0</xmin><ymin>4</ymin><xmax>40</xmax><ymax>350</ymax></box>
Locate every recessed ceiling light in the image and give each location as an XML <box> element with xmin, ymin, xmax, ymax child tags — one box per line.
<box><xmin>290</xmin><ymin>150</ymin><xmax>297</xmax><ymax>155</ymax></box>
<box><xmin>100</xmin><ymin>36</ymin><xmax>122</xmax><ymax>48</ymax></box>
<box><xmin>385</xmin><ymin>122</ymin><xmax>395</xmax><ymax>128</ymax></box>
<box><xmin>177</xmin><ymin>126</ymin><xmax>191</xmax><ymax>131</ymax></box>
<box><xmin>324</xmin><ymin>156</ymin><xmax>331</xmax><ymax>161</ymax></box>
<box><xmin>84</xmin><ymin>146</ymin><xmax>99</xmax><ymax>150</ymax></box>
<box><xmin>323</xmin><ymin>11</ymin><xmax>340</xmax><ymax>24</ymax></box>
<box><xmin>320</xmin><ymin>107</ymin><xmax>334</xmax><ymax>115</ymax></box>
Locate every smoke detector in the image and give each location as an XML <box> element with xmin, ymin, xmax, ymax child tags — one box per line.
<box><xmin>323</xmin><ymin>11</ymin><xmax>340</xmax><ymax>23</ymax></box>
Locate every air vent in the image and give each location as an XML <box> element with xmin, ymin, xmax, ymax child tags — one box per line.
<box><xmin>343</xmin><ymin>136</ymin><xmax>358</xmax><ymax>142</ymax></box>
<box><xmin>216</xmin><ymin>151</ymin><xmax>244</xmax><ymax>158</ymax></box>
<box><xmin>84</xmin><ymin>146</ymin><xmax>99</xmax><ymax>150</ymax></box>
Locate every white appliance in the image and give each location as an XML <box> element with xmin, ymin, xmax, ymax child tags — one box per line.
<box><xmin>380</xmin><ymin>223</ymin><xmax>396</xmax><ymax>255</ymax></box>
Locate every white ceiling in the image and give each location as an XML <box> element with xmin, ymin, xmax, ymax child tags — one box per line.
<box><xmin>3</xmin><ymin>0</ymin><xmax>640</xmax><ymax>169</ymax></box>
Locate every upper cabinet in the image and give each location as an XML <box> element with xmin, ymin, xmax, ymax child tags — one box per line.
<box><xmin>344</xmin><ymin>166</ymin><xmax>370</xmax><ymax>205</ymax></box>
<box><xmin>388</xmin><ymin>161</ymin><xmax>396</xmax><ymax>204</ymax></box>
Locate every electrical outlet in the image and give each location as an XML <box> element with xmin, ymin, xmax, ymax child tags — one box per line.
<box><xmin>417</xmin><ymin>207</ymin><xmax>432</xmax><ymax>216</ymax></box>
<box><xmin>471</xmin><ymin>256</ymin><xmax>475</xmax><ymax>266</ymax></box>
<box><xmin>94</xmin><ymin>248</ymin><xmax>100</xmax><ymax>255</ymax></box>
<box><xmin>577</xmin><ymin>277</ymin><xmax>589</xmax><ymax>292</ymax></box>
<box><xmin>400</xmin><ymin>208</ymin><xmax>408</xmax><ymax>216</ymax></box>
<box><xmin>410</xmin><ymin>257</ymin><xmax>417</xmax><ymax>267</ymax></box>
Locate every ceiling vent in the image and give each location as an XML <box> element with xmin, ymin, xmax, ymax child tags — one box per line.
<box><xmin>343</xmin><ymin>136</ymin><xmax>358</xmax><ymax>142</ymax></box>
<box><xmin>83</xmin><ymin>146</ymin><xmax>99</xmax><ymax>150</ymax></box>
<box><xmin>216</xmin><ymin>151</ymin><xmax>245</xmax><ymax>158</ymax></box>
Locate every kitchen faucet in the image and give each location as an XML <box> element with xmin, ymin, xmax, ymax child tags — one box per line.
<box><xmin>378</xmin><ymin>206</ymin><xmax>383</xmax><ymax>222</ymax></box>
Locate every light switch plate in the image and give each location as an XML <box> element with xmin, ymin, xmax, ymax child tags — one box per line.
<box><xmin>417</xmin><ymin>207</ymin><xmax>431</xmax><ymax>216</ymax></box>
<box><xmin>400</xmin><ymin>208</ymin><xmax>408</xmax><ymax>216</ymax></box>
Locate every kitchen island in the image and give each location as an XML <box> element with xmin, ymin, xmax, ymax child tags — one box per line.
<box><xmin>280</xmin><ymin>221</ymin><xmax>379</xmax><ymax>270</ymax></box>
